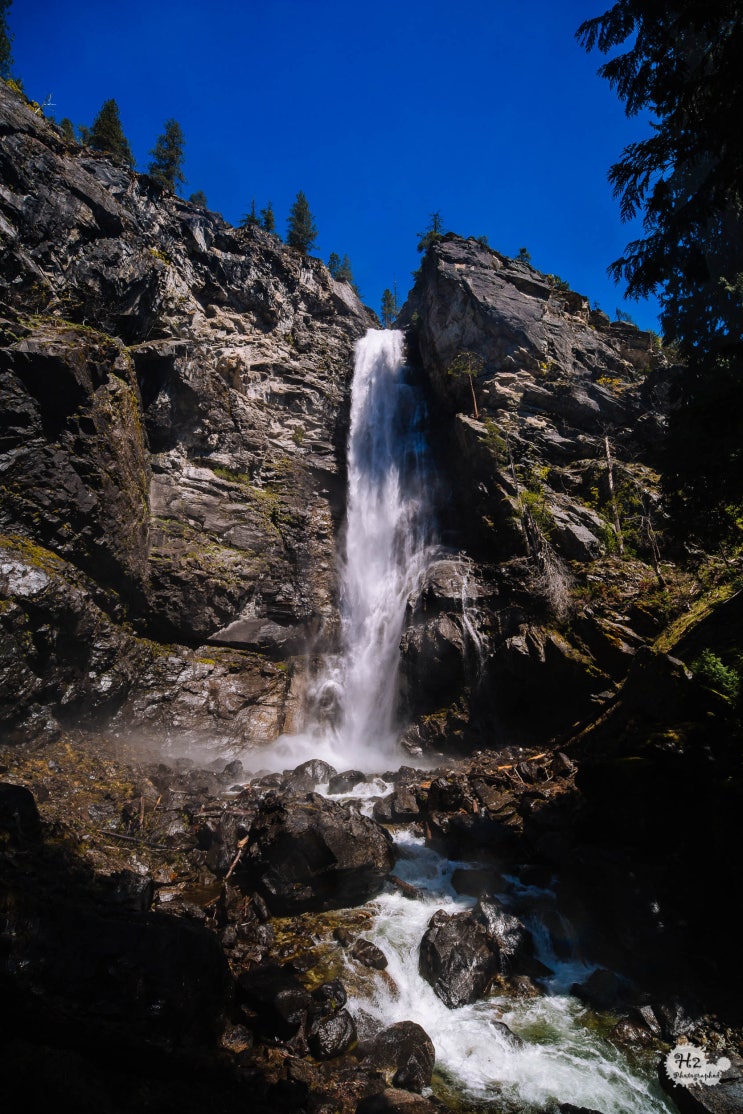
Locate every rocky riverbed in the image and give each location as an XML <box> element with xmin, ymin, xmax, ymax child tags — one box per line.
<box><xmin>2</xmin><ymin>730</ymin><xmax>742</xmax><ymax>1113</ymax></box>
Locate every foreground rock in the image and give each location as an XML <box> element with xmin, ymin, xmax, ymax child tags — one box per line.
<box><xmin>360</xmin><ymin>1021</ymin><xmax>436</xmax><ymax>1092</ymax></box>
<box><xmin>243</xmin><ymin>792</ymin><xmax>395</xmax><ymax>913</ymax></box>
<box><xmin>418</xmin><ymin>899</ymin><xmax>541</xmax><ymax>1008</ymax></box>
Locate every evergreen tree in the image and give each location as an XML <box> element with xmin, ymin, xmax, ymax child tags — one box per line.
<box><xmin>89</xmin><ymin>99</ymin><xmax>133</xmax><ymax>165</ymax></box>
<box><xmin>60</xmin><ymin>117</ymin><xmax>76</xmax><ymax>143</ymax></box>
<box><xmin>337</xmin><ymin>254</ymin><xmax>354</xmax><ymax>283</ymax></box>
<box><xmin>517</xmin><ymin>246</ymin><xmax>531</xmax><ymax>263</ymax></box>
<box><xmin>148</xmin><ymin>119</ymin><xmax>186</xmax><ymax>193</ymax></box>
<box><xmin>240</xmin><ymin>199</ymin><xmax>259</xmax><ymax>228</ymax></box>
<box><xmin>381</xmin><ymin>288</ymin><xmax>398</xmax><ymax>328</ymax></box>
<box><xmin>260</xmin><ymin>201</ymin><xmax>275</xmax><ymax>233</ymax></box>
<box><xmin>578</xmin><ymin>2</ymin><xmax>743</xmax><ymax>541</ymax></box>
<box><xmin>416</xmin><ymin>211</ymin><xmax>445</xmax><ymax>253</ymax></box>
<box><xmin>0</xmin><ymin>0</ymin><xmax>13</xmax><ymax>81</ymax></box>
<box><xmin>188</xmin><ymin>190</ymin><xmax>207</xmax><ymax>208</ymax></box>
<box><xmin>329</xmin><ymin>253</ymin><xmax>355</xmax><ymax>284</ymax></box>
<box><xmin>286</xmin><ymin>191</ymin><xmax>318</xmax><ymax>254</ymax></box>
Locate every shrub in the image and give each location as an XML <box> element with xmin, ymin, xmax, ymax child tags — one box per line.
<box><xmin>691</xmin><ymin>649</ymin><xmax>740</xmax><ymax>700</ymax></box>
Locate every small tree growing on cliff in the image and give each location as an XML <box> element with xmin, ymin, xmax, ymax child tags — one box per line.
<box><xmin>286</xmin><ymin>191</ymin><xmax>318</xmax><ymax>254</ymax></box>
<box><xmin>240</xmin><ymin>199</ymin><xmax>259</xmax><ymax>228</ymax></box>
<box><xmin>148</xmin><ymin>119</ymin><xmax>186</xmax><ymax>193</ymax></box>
<box><xmin>89</xmin><ymin>99</ymin><xmax>133</xmax><ymax>165</ymax></box>
<box><xmin>260</xmin><ymin>201</ymin><xmax>275</xmax><ymax>233</ymax></box>
<box><xmin>448</xmin><ymin>350</ymin><xmax>484</xmax><ymax>419</ymax></box>
<box><xmin>188</xmin><ymin>189</ymin><xmax>207</xmax><ymax>208</ymax></box>
<box><xmin>381</xmin><ymin>288</ymin><xmax>398</xmax><ymax>328</ymax></box>
<box><xmin>417</xmin><ymin>211</ymin><xmax>445</xmax><ymax>253</ymax></box>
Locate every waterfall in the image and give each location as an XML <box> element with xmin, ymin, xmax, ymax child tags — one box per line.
<box><xmin>268</xmin><ymin>328</ymin><xmax>437</xmax><ymax>771</ymax></box>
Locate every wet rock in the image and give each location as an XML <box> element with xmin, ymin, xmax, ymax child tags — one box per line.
<box><xmin>571</xmin><ymin>968</ymin><xmax>637</xmax><ymax>1012</ymax></box>
<box><xmin>418</xmin><ymin>908</ymin><xmax>495</xmax><ymax>1008</ymax></box>
<box><xmin>356</xmin><ymin>1089</ymin><xmax>443</xmax><ymax>1114</ymax></box>
<box><xmin>636</xmin><ymin>1001</ymin><xmax>698</xmax><ymax>1041</ymax></box>
<box><xmin>373</xmin><ymin>785</ymin><xmax>421</xmax><ymax>823</ymax></box>
<box><xmin>236</xmin><ymin>964</ymin><xmax>312</xmax><ymax>1041</ymax></box>
<box><xmin>610</xmin><ymin>1017</ymin><xmax>658</xmax><ymax>1047</ymax></box>
<box><xmin>308</xmin><ymin>1008</ymin><xmax>357</xmax><ymax>1059</ymax></box>
<box><xmin>491</xmin><ymin>1021</ymin><xmax>525</xmax><ymax>1050</ymax></box>
<box><xmin>351</xmin><ymin>938</ymin><xmax>389</xmax><ymax>970</ymax></box>
<box><xmin>244</xmin><ymin>792</ymin><xmax>395</xmax><ymax>914</ymax></box>
<box><xmin>475</xmin><ymin>898</ymin><xmax>545</xmax><ymax>978</ymax></box>
<box><xmin>310</xmin><ymin>978</ymin><xmax>348</xmax><ymax>1016</ymax></box>
<box><xmin>282</xmin><ymin>759</ymin><xmax>338</xmax><ymax>794</ymax></box>
<box><xmin>450</xmin><ymin>866</ymin><xmax>503</xmax><ymax>897</ymax></box>
<box><xmin>329</xmin><ymin>769</ymin><xmax>367</xmax><ymax>794</ymax></box>
<box><xmin>361</xmin><ymin>1021</ymin><xmax>436</xmax><ymax>1092</ymax></box>
<box><xmin>0</xmin><ymin>782</ymin><xmax>42</xmax><ymax>843</ymax></box>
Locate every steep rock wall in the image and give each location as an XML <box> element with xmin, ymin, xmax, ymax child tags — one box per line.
<box><xmin>0</xmin><ymin>83</ymin><xmax>374</xmax><ymax>746</ymax></box>
<box><xmin>398</xmin><ymin>235</ymin><xmax>678</xmax><ymax>747</ymax></box>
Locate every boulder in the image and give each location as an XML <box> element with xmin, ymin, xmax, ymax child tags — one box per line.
<box><xmin>308</xmin><ymin>1008</ymin><xmax>357</xmax><ymax>1060</ymax></box>
<box><xmin>475</xmin><ymin>899</ymin><xmax>543</xmax><ymax>977</ymax></box>
<box><xmin>0</xmin><ymin>783</ymin><xmax>42</xmax><ymax>844</ymax></box>
<box><xmin>418</xmin><ymin>909</ymin><xmax>495</xmax><ymax>1008</ymax></box>
<box><xmin>282</xmin><ymin>759</ymin><xmax>338</xmax><ymax>794</ymax></box>
<box><xmin>361</xmin><ymin>1021</ymin><xmax>436</xmax><ymax>1092</ymax></box>
<box><xmin>244</xmin><ymin>792</ymin><xmax>395</xmax><ymax>913</ymax></box>
<box><xmin>351</xmin><ymin>938</ymin><xmax>389</xmax><ymax>970</ymax></box>
<box><xmin>236</xmin><ymin>964</ymin><xmax>312</xmax><ymax>1041</ymax></box>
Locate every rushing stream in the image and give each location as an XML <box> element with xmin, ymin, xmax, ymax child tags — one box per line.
<box><xmin>252</xmin><ymin>330</ymin><xmax>677</xmax><ymax>1112</ymax></box>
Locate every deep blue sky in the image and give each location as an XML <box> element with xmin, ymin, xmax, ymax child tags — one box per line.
<box><xmin>11</xmin><ymin>0</ymin><xmax>660</xmax><ymax>329</ymax></box>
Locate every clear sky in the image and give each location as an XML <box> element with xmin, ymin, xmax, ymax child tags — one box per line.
<box><xmin>9</xmin><ymin>0</ymin><xmax>660</xmax><ymax>330</ymax></box>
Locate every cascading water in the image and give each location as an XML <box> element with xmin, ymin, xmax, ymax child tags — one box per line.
<box><xmin>239</xmin><ymin>327</ymin><xmax>678</xmax><ymax>1113</ymax></box>
<box><xmin>271</xmin><ymin>328</ymin><xmax>437</xmax><ymax>770</ymax></box>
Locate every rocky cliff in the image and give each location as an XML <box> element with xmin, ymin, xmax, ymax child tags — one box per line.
<box><xmin>398</xmin><ymin>234</ymin><xmax>680</xmax><ymax>747</ymax></box>
<box><xmin>0</xmin><ymin>81</ymin><xmax>374</xmax><ymax>748</ymax></box>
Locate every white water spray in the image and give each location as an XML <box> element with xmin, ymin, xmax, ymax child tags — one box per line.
<box><xmin>266</xmin><ymin>329</ymin><xmax>437</xmax><ymax>771</ymax></box>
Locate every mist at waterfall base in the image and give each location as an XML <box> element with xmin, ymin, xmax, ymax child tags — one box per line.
<box><xmin>263</xmin><ymin>329</ymin><xmax>438</xmax><ymax>773</ymax></box>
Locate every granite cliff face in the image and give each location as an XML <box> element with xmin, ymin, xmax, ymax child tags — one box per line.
<box><xmin>0</xmin><ymin>81</ymin><xmax>373</xmax><ymax>747</ymax></box>
<box><xmin>398</xmin><ymin>234</ymin><xmax>678</xmax><ymax>747</ymax></box>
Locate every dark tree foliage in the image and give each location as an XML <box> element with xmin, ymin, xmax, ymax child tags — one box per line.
<box><xmin>578</xmin><ymin>2</ymin><xmax>743</xmax><ymax>542</ymax></box>
<box><xmin>286</xmin><ymin>191</ymin><xmax>318</xmax><ymax>254</ymax></box>
<box><xmin>517</xmin><ymin>246</ymin><xmax>532</xmax><ymax>263</ymax></box>
<box><xmin>416</xmin><ymin>211</ymin><xmax>445</xmax><ymax>253</ymax></box>
<box><xmin>381</xmin><ymin>288</ymin><xmax>398</xmax><ymax>327</ymax></box>
<box><xmin>188</xmin><ymin>190</ymin><xmax>207</xmax><ymax>208</ymax></box>
<box><xmin>260</xmin><ymin>201</ymin><xmax>275</xmax><ymax>233</ymax></box>
<box><xmin>60</xmin><ymin>117</ymin><xmax>76</xmax><ymax>143</ymax></box>
<box><xmin>240</xmin><ymin>199</ymin><xmax>259</xmax><ymax>228</ymax></box>
<box><xmin>0</xmin><ymin>0</ymin><xmax>13</xmax><ymax>80</ymax></box>
<box><xmin>329</xmin><ymin>253</ymin><xmax>354</xmax><ymax>282</ymax></box>
<box><xmin>89</xmin><ymin>99</ymin><xmax>133</xmax><ymax>165</ymax></box>
<box><xmin>148</xmin><ymin>119</ymin><xmax>186</xmax><ymax>193</ymax></box>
